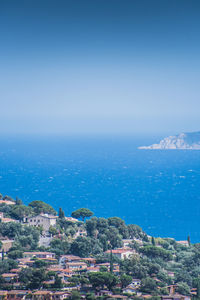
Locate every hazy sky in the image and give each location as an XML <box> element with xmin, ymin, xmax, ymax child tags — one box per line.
<box><xmin>0</xmin><ymin>0</ymin><xmax>200</xmax><ymax>136</ymax></box>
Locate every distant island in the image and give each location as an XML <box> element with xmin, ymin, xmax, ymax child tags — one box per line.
<box><xmin>139</xmin><ymin>131</ymin><xmax>200</xmax><ymax>150</ymax></box>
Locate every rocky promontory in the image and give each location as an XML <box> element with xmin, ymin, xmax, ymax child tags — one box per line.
<box><xmin>139</xmin><ymin>131</ymin><xmax>200</xmax><ymax>150</ymax></box>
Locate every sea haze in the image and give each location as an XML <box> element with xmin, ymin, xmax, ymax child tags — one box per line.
<box><xmin>0</xmin><ymin>136</ymin><xmax>199</xmax><ymax>242</ymax></box>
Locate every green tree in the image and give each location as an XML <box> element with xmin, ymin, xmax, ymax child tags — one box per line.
<box><xmin>71</xmin><ymin>208</ymin><xmax>93</xmax><ymax>221</ymax></box>
<box><xmin>140</xmin><ymin>277</ymin><xmax>157</xmax><ymax>293</ymax></box>
<box><xmin>19</xmin><ymin>268</ymin><xmax>46</xmax><ymax>289</ymax></box>
<box><xmin>187</xmin><ymin>235</ymin><xmax>191</xmax><ymax>246</ymax></box>
<box><xmin>33</xmin><ymin>259</ymin><xmax>48</xmax><ymax>268</ymax></box>
<box><xmin>108</xmin><ymin>217</ymin><xmax>129</xmax><ymax>238</ymax></box>
<box><xmin>49</xmin><ymin>225</ymin><xmax>58</xmax><ymax>236</ymax></box>
<box><xmin>0</xmin><ymin>259</ymin><xmax>18</xmax><ymax>274</ymax></box>
<box><xmin>140</xmin><ymin>245</ymin><xmax>172</xmax><ymax>261</ymax></box>
<box><xmin>105</xmin><ymin>227</ymin><xmax>123</xmax><ymax>249</ymax></box>
<box><xmin>28</xmin><ymin>200</ymin><xmax>56</xmax><ymax>215</ymax></box>
<box><xmin>69</xmin><ymin>291</ymin><xmax>81</xmax><ymax>300</ymax></box>
<box><xmin>58</xmin><ymin>207</ymin><xmax>65</xmax><ymax>219</ymax></box>
<box><xmin>70</xmin><ymin>236</ymin><xmax>92</xmax><ymax>257</ymax></box>
<box><xmin>120</xmin><ymin>274</ymin><xmax>132</xmax><ymax>288</ymax></box>
<box><xmin>11</xmin><ymin>205</ymin><xmax>33</xmax><ymax>221</ymax></box>
<box><xmin>16</xmin><ymin>197</ymin><xmax>23</xmax><ymax>205</ymax></box>
<box><xmin>85</xmin><ymin>293</ymin><xmax>96</xmax><ymax>300</ymax></box>
<box><xmin>99</xmin><ymin>266</ymin><xmax>108</xmax><ymax>272</ymax></box>
<box><xmin>50</xmin><ymin>238</ymin><xmax>70</xmax><ymax>255</ymax></box>
<box><xmin>152</xmin><ymin>237</ymin><xmax>156</xmax><ymax>246</ymax></box>
<box><xmin>176</xmin><ymin>282</ymin><xmax>190</xmax><ymax>295</ymax></box>
<box><xmin>86</xmin><ymin>217</ymin><xmax>97</xmax><ymax>237</ymax></box>
<box><xmin>54</xmin><ymin>274</ymin><xmax>63</xmax><ymax>288</ymax></box>
<box><xmin>88</xmin><ymin>272</ymin><xmax>118</xmax><ymax>290</ymax></box>
<box><xmin>7</xmin><ymin>249</ymin><xmax>23</xmax><ymax>259</ymax></box>
<box><xmin>3</xmin><ymin>195</ymin><xmax>14</xmax><ymax>202</ymax></box>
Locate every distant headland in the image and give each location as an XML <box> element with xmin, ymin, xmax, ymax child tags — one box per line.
<box><xmin>139</xmin><ymin>131</ymin><xmax>200</xmax><ymax>150</ymax></box>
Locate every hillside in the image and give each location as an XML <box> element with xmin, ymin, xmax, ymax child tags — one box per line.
<box><xmin>0</xmin><ymin>193</ymin><xmax>199</xmax><ymax>299</ymax></box>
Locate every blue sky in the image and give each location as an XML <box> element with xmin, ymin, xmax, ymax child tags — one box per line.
<box><xmin>0</xmin><ymin>0</ymin><xmax>200</xmax><ymax>135</ymax></box>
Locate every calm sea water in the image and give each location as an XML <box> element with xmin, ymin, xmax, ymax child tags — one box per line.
<box><xmin>0</xmin><ymin>136</ymin><xmax>200</xmax><ymax>242</ymax></box>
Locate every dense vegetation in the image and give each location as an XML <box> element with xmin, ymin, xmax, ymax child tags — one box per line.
<box><xmin>0</xmin><ymin>193</ymin><xmax>200</xmax><ymax>298</ymax></box>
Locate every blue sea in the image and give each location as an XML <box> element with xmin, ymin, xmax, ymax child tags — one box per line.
<box><xmin>0</xmin><ymin>136</ymin><xmax>200</xmax><ymax>242</ymax></box>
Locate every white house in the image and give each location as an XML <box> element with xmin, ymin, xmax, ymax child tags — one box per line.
<box><xmin>26</xmin><ymin>214</ymin><xmax>57</xmax><ymax>232</ymax></box>
<box><xmin>59</xmin><ymin>255</ymin><xmax>82</xmax><ymax>267</ymax></box>
<box><xmin>23</xmin><ymin>251</ymin><xmax>55</xmax><ymax>259</ymax></box>
<box><xmin>105</xmin><ymin>248</ymin><xmax>135</xmax><ymax>260</ymax></box>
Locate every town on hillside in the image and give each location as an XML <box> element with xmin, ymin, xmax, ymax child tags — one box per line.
<box><xmin>0</xmin><ymin>193</ymin><xmax>199</xmax><ymax>300</ymax></box>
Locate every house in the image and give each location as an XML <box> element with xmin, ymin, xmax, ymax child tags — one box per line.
<box><xmin>96</xmin><ymin>290</ymin><xmax>113</xmax><ymax>297</ymax></box>
<box><xmin>123</xmin><ymin>285</ymin><xmax>137</xmax><ymax>294</ymax></box>
<box><xmin>59</xmin><ymin>255</ymin><xmax>81</xmax><ymax>266</ymax></box>
<box><xmin>32</xmin><ymin>291</ymin><xmax>53</xmax><ymax>300</ymax></box>
<box><xmin>0</xmin><ymin>212</ymin><xmax>17</xmax><ymax>223</ymax></box>
<box><xmin>123</xmin><ymin>280</ymin><xmax>141</xmax><ymax>294</ymax></box>
<box><xmin>176</xmin><ymin>241</ymin><xmax>189</xmax><ymax>247</ymax></box>
<box><xmin>65</xmin><ymin>262</ymin><xmax>87</xmax><ymax>270</ymax></box>
<box><xmin>0</xmin><ymin>290</ymin><xmax>30</xmax><ymax>300</ymax></box>
<box><xmin>23</xmin><ymin>251</ymin><xmax>55</xmax><ymax>259</ymax></box>
<box><xmin>73</xmin><ymin>227</ymin><xmax>87</xmax><ymax>238</ymax></box>
<box><xmin>167</xmin><ymin>285</ymin><xmax>178</xmax><ymax>295</ymax></box>
<box><xmin>65</xmin><ymin>217</ymin><xmax>78</xmax><ymax>223</ymax></box>
<box><xmin>190</xmin><ymin>288</ymin><xmax>197</xmax><ymax>296</ymax></box>
<box><xmin>52</xmin><ymin>291</ymin><xmax>70</xmax><ymax>300</ymax></box>
<box><xmin>132</xmin><ymin>279</ymin><xmax>141</xmax><ymax>287</ymax></box>
<box><xmin>1</xmin><ymin>273</ymin><xmax>18</xmax><ymax>282</ymax></box>
<box><xmin>26</xmin><ymin>214</ymin><xmax>57</xmax><ymax>232</ymax></box>
<box><xmin>81</xmin><ymin>257</ymin><xmax>96</xmax><ymax>266</ymax></box>
<box><xmin>108</xmin><ymin>295</ymin><xmax>127</xmax><ymax>300</ymax></box>
<box><xmin>167</xmin><ymin>271</ymin><xmax>175</xmax><ymax>278</ymax></box>
<box><xmin>0</xmin><ymin>200</ymin><xmax>15</xmax><ymax>206</ymax></box>
<box><xmin>122</xmin><ymin>239</ymin><xmax>133</xmax><ymax>247</ymax></box>
<box><xmin>17</xmin><ymin>258</ymin><xmax>35</xmax><ymax>267</ymax></box>
<box><xmin>47</xmin><ymin>266</ymin><xmax>75</xmax><ymax>277</ymax></box>
<box><xmin>7</xmin><ymin>290</ymin><xmax>30</xmax><ymax>300</ymax></box>
<box><xmin>87</xmin><ymin>266</ymin><xmax>100</xmax><ymax>272</ymax></box>
<box><xmin>161</xmin><ymin>294</ymin><xmax>191</xmax><ymax>300</ymax></box>
<box><xmin>0</xmin><ymin>291</ymin><xmax>7</xmax><ymax>300</ymax></box>
<box><xmin>0</xmin><ymin>239</ymin><xmax>14</xmax><ymax>252</ymax></box>
<box><xmin>105</xmin><ymin>248</ymin><xmax>135</xmax><ymax>260</ymax></box>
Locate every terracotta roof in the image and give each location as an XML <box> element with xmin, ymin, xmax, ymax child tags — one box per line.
<box><xmin>0</xmin><ymin>291</ymin><xmax>7</xmax><ymax>295</ymax></box>
<box><xmin>81</xmin><ymin>257</ymin><xmax>96</xmax><ymax>262</ymax></box>
<box><xmin>1</xmin><ymin>218</ymin><xmax>17</xmax><ymax>223</ymax></box>
<box><xmin>24</xmin><ymin>251</ymin><xmax>54</xmax><ymax>255</ymax></box>
<box><xmin>7</xmin><ymin>290</ymin><xmax>29</xmax><ymax>295</ymax></box>
<box><xmin>54</xmin><ymin>291</ymin><xmax>70</xmax><ymax>295</ymax></box>
<box><xmin>10</xmin><ymin>269</ymin><xmax>21</xmax><ymax>273</ymax></box>
<box><xmin>106</xmin><ymin>249</ymin><xmax>132</xmax><ymax>254</ymax></box>
<box><xmin>33</xmin><ymin>291</ymin><xmax>52</xmax><ymax>295</ymax></box>
<box><xmin>0</xmin><ymin>200</ymin><xmax>15</xmax><ymax>205</ymax></box>
<box><xmin>66</xmin><ymin>262</ymin><xmax>87</xmax><ymax>265</ymax></box>
<box><xmin>47</xmin><ymin>267</ymin><xmax>73</xmax><ymax>273</ymax></box>
<box><xmin>60</xmin><ymin>255</ymin><xmax>81</xmax><ymax>260</ymax></box>
<box><xmin>2</xmin><ymin>273</ymin><xmax>18</xmax><ymax>277</ymax></box>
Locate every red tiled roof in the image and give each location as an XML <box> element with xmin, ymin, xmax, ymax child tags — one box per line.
<box><xmin>24</xmin><ymin>251</ymin><xmax>54</xmax><ymax>255</ymax></box>
<box><xmin>106</xmin><ymin>249</ymin><xmax>132</xmax><ymax>254</ymax></box>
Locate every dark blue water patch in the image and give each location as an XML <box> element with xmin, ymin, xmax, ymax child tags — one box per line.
<box><xmin>0</xmin><ymin>136</ymin><xmax>200</xmax><ymax>242</ymax></box>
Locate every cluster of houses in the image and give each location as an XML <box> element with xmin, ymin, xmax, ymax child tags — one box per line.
<box><xmin>0</xmin><ymin>248</ymin><xmax>194</xmax><ymax>300</ymax></box>
<box><xmin>0</xmin><ymin>202</ymin><xmax>192</xmax><ymax>300</ymax></box>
